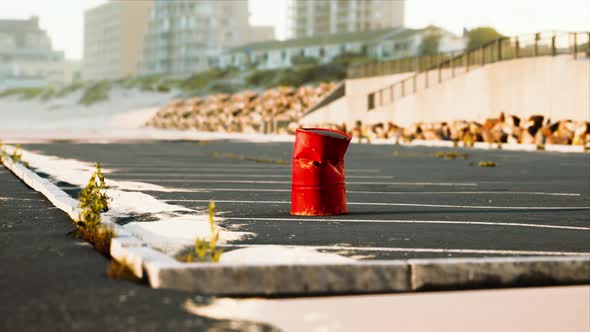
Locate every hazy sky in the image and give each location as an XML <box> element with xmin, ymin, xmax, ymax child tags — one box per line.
<box><xmin>1</xmin><ymin>0</ymin><xmax>589</xmax><ymax>60</ymax></box>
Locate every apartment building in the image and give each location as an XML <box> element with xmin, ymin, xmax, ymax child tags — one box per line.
<box><xmin>289</xmin><ymin>0</ymin><xmax>404</xmax><ymax>38</ymax></box>
<box><xmin>0</xmin><ymin>16</ymin><xmax>77</xmax><ymax>89</ymax></box>
<box><xmin>82</xmin><ymin>0</ymin><xmax>153</xmax><ymax>81</ymax></box>
<box><xmin>142</xmin><ymin>0</ymin><xmax>275</xmax><ymax>76</ymax></box>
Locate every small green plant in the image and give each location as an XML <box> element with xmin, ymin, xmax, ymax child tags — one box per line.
<box><xmin>76</xmin><ymin>162</ymin><xmax>113</xmax><ymax>254</ymax></box>
<box><xmin>10</xmin><ymin>144</ymin><xmax>22</xmax><ymax>163</ymax></box>
<box><xmin>106</xmin><ymin>259</ymin><xmax>140</xmax><ymax>281</ymax></box>
<box><xmin>183</xmin><ymin>201</ymin><xmax>223</xmax><ymax>263</ymax></box>
<box><xmin>54</xmin><ymin>82</ymin><xmax>84</xmax><ymax>98</ymax></box>
<box><xmin>156</xmin><ymin>84</ymin><xmax>170</xmax><ymax>93</ymax></box>
<box><xmin>478</xmin><ymin>160</ymin><xmax>497</xmax><ymax>167</ymax></box>
<box><xmin>0</xmin><ymin>140</ymin><xmax>5</xmax><ymax>161</ymax></box>
<box><xmin>79</xmin><ymin>81</ymin><xmax>112</xmax><ymax>106</ymax></box>
<box><xmin>434</xmin><ymin>150</ymin><xmax>469</xmax><ymax>160</ymax></box>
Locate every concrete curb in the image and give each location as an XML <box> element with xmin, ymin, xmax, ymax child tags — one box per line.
<box><xmin>2</xmin><ymin>146</ymin><xmax>589</xmax><ymax>295</ymax></box>
<box><xmin>410</xmin><ymin>256</ymin><xmax>590</xmax><ymax>290</ymax></box>
<box><xmin>147</xmin><ymin>261</ymin><xmax>410</xmax><ymax>295</ymax></box>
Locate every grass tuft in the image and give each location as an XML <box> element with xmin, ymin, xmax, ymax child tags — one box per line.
<box><xmin>181</xmin><ymin>201</ymin><xmax>223</xmax><ymax>263</ymax></box>
<box><xmin>10</xmin><ymin>144</ymin><xmax>22</xmax><ymax>163</ymax></box>
<box><xmin>478</xmin><ymin>160</ymin><xmax>497</xmax><ymax>167</ymax></box>
<box><xmin>0</xmin><ymin>141</ymin><xmax>23</xmax><ymax>164</ymax></box>
<box><xmin>434</xmin><ymin>150</ymin><xmax>469</xmax><ymax>160</ymax></box>
<box><xmin>106</xmin><ymin>259</ymin><xmax>140</xmax><ymax>281</ymax></box>
<box><xmin>75</xmin><ymin>162</ymin><xmax>113</xmax><ymax>255</ymax></box>
<box><xmin>0</xmin><ymin>140</ymin><xmax>6</xmax><ymax>161</ymax></box>
<box><xmin>79</xmin><ymin>81</ymin><xmax>112</xmax><ymax>106</ymax></box>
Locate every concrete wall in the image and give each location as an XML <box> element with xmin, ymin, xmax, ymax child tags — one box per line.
<box><xmin>302</xmin><ymin>56</ymin><xmax>590</xmax><ymax>127</ymax></box>
<box><xmin>301</xmin><ymin>72</ymin><xmax>414</xmax><ymax>127</ymax></box>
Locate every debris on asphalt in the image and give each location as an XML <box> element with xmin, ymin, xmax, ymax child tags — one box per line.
<box><xmin>434</xmin><ymin>151</ymin><xmax>469</xmax><ymax>160</ymax></box>
<box><xmin>478</xmin><ymin>160</ymin><xmax>497</xmax><ymax>167</ymax></box>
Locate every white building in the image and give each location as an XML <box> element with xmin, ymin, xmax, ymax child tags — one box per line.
<box><xmin>219</xmin><ymin>26</ymin><xmax>466</xmax><ymax>71</ymax></box>
<box><xmin>288</xmin><ymin>0</ymin><xmax>404</xmax><ymax>38</ymax></box>
<box><xmin>0</xmin><ymin>16</ymin><xmax>78</xmax><ymax>89</ymax></box>
<box><xmin>82</xmin><ymin>0</ymin><xmax>153</xmax><ymax>81</ymax></box>
<box><xmin>142</xmin><ymin>0</ymin><xmax>274</xmax><ymax>76</ymax></box>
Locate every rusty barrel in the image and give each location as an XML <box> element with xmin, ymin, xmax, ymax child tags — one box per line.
<box><xmin>291</xmin><ymin>128</ymin><xmax>352</xmax><ymax>216</ymax></box>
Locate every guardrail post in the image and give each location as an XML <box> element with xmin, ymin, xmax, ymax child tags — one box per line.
<box><xmin>572</xmin><ymin>32</ymin><xmax>577</xmax><ymax>59</ymax></box>
<box><xmin>401</xmin><ymin>80</ymin><xmax>406</xmax><ymax>97</ymax></box>
<box><xmin>390</xmin><ymin>85</ymin><xmax>394</xmax><ymax>103</ymax></box>
<box><xmin>515</xmin><ymin>37</ymin><xmax>520</xmax><ymax>58</ymax></box>
<box><xmin>368</xmin><ymin>93</ymin><xmax>375</xmax><ymax>111</ymax></box>
<box><xmin>551</xmin><ymin>34</ymin><xmax>557</xmax><ymax>56</ymax></box>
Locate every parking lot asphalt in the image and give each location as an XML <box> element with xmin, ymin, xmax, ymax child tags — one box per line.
<box><xmin>0</xmin><ymin>163</ymin><xmax>274</xmax><ymax>331</ymax></box>
<box><xmin>21</xmin><ymin>140</ymin><xmax>590</xmax><ymax>260</ymax></box>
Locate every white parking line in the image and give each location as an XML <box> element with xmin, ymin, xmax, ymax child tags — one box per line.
<box><xmin>0</xmin><ymin>197</ymin><xmax>45</xmax><ymax>202</ymax></box>
<box><xmin>223</xmin><ymin>217</ymin><xmax>590</xmax><ymax>231</ymax></box>
<box><xmin>226</xmin><ymin>244</ymin><xmax>590</xmax><ymax>257</ymax></box>
<box><xmin>124</xmin><ymin>179</ymin><xmax>478</xmax><ymax>186</ymax></box>
<box><xmin>107</xmin><ymin>163</ymin><xmax>287</xmax><ymax>169</ymax></box>
<box><xmin>351</xmin><ymin>191</ymin><xmax>582</xmax><ymax>196</ymax></box>
<box><xmin>151</xmin><ymin>187</ymin><xmax>581</xmax><ymax>197</ymax></box>
<box><xmin>348</xmin><ymin>202</ymin><xmax>590</xmax><ymax>210</ymax></box>
<box><xmin>168</xmin><ymin>199</ymin><xmax>590</xmax><ymax>210</ymax></box>
<box><xmin>119</xmin><ymin>174</ymin><xmax>395</xmax><ymax>179</ymax></box>
<box><xmin>109</xmin><ymin>167</ymin><xmax>380</xmax><ymax>173</ymax></box>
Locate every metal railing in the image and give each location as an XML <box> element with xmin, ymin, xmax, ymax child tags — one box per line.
<box><xmin>347</xmin><ymin>52</ymin><xmax>460</xmax><ymax>79</ymax></box>
<box><xmin>367</xmin><ymin>32</ymin><xmax>590</xmax><ymax>111</ymax></box>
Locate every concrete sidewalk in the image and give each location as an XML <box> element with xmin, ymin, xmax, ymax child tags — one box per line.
<box><xmin>189</xmin><ymin>285</ymin><xmax>590</xmax><ymax>332</ymax></box>
<box><xmin>0</xmin><ymin>166</ymin><xmax>274</xmax><ymax>332</ymax></box>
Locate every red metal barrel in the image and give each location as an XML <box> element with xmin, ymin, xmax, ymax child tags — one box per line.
<box><xmin>291</xmin><ymin>128</ymin><xmax>352</xmax><ymax>216</ymax></box>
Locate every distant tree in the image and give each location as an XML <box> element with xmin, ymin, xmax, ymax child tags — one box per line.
<box><xmin>419</xmin><ymin>29</ymin><xmax>442</xmax><ymax>56</ymax></box>
<box><xmin>466</xmin><ymin>26</ymin><xmax>504</xmax><ymax>50</ymax></box>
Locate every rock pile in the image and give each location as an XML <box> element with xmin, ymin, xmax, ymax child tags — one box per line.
<box><xmin>147</xmin><ymin>83</ymin><xmax>337</xmax><ymax>134</ymax></box>
<box><xmin>148</xmin><ymin>86</ymin><xmax>589</xmax><ymax>148</ymax></box>
<box><xmin>319</xmin><ymin>113</ymin><xmax>590</xmax><ymax>146</ymax></box>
